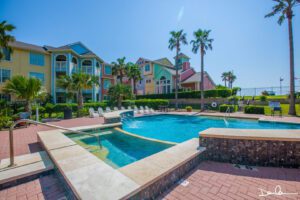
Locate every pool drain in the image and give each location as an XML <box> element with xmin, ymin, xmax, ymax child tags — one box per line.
<box><xmin>177</xmin><ymin>179</ymin><xmax>189</xmax><ymax>187</ymax></box>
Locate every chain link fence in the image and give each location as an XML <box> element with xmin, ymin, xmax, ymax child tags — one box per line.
<box><xmin>238</xmin><ymin>86</ymin><xmax>300</xmax><ymax>96</ymax></box>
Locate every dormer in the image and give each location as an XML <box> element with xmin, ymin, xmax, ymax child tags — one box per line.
<box><xmin>174</xmin><ymin>53</ymin><xmax>190</xmax><ymax>70</ymax></box>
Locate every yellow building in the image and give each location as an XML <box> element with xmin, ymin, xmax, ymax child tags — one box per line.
<box><xmin>0</xmin><ymin>41</ymin><xmax>51</xmax><ymax>100</ymax></box>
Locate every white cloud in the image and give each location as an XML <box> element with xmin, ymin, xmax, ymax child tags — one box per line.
<box><xmin>177</xmin><ymin>6</ymin><xmax>184</xmax><ymax>22</ymax></box>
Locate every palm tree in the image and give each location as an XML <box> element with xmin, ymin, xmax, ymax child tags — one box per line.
<box><xmin>0</xmin><ymin>21</ymin><xmax>15</xmax><ymax>61</ymax></box>
<box><xmin>168</xmin><ymin>30</ymin><xmax>187</xmax><ymax>110</ymax></box>
<box><xmin>2</xmin><ymin>75</ymin><xmax>43</xmax><ymax>113</ymax></box>
<box><xmin>265</xmin><ymin>0</ymin><xmax>299</xmax><ymax>115</ymax></box>
<box><xmin>221</xmin><ymin>72</ymin><xmax>229</xmax><ymax>87</ymax></box>
<box><xmin>190</xmin><ymin>29</ymin><xmax>213</xmax><ymax>111</ymax></box>
<box><xmin>108</xmin><ymin>84</ymin><xmax>132</xmax><ymax>108</ymax></box>
<box><xmin>227</xmin><ymin>71</ymin><xmax>237</xmax><ymax>89</ymax></box>
<box><xmin>112</xmin><ymin>57</ymin><xmax>127</xmax><ymax>84</ymax></box>
<box><xmin>126</xmin><ymin>63</ymin><xmax>142</xmax><ymax>95</ymax></box>
<box><xmin>57</xmin><ymin>73</ymin><xmax>99</xmax><ymax>113</ymax></box>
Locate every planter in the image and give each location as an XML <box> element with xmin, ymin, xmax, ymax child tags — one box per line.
<box><xmin>63</xmin><ymin>108</ymin><xmax>72</xmax><ymax>119</ymax></box>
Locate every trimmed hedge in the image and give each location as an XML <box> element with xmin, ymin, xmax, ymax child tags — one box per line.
<box><xmin>136</xmin><ymin>89</ymin><xmax>233</xmax><ymax>99</ymax></box>
<box><xmin>244</xmin><ymin>105</ymin><xmax>265</xmax><ymax>114</ymax></box>
<box><xmin>219</xmin><ymin>104</ymin><xmax>236</xmax><ymax>113</ymax></box>
<box><xmin>122</xmin><ymin>99</ymin><xmax>169</xmax><ymax>110</ymax></box>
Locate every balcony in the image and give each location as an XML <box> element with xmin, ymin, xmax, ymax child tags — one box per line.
<box><xmin>55</xmin><ymin>61</ymin><xmax>67</xmax><ymax>72</ymax></box>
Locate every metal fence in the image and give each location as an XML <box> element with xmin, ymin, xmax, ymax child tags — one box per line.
<box><xmin>239</xmin><ymin>86</ymin><xmax>300</xmax><ymax>96</ymax></box>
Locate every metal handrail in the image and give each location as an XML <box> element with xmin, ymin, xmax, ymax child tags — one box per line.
<box><xmin>9</xmin><ymin>119</ymin><xmax>102</xmax><ymax>167</ymax></box>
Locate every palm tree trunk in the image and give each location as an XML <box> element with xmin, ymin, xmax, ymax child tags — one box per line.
<box><xmin>200</xmin><ymin>46</ymin><xmax>205</xmax><ymax>112</ymax></box>
<box><xmin>175</xmin><ymin>45</ymin><xmax>179</xmax><ymax>110</ymax></box>
<box><xmin>133</xmin><ymin>80</ymin><xmax>137</xmax><ymax>95</ymax></box>
<box><xmin>288</xmin><ymin>15</ymin><xmax>296</xmax><ymax>115</ymax></box>
<box><xmin>78</xmin><ymin>89</ymin><xmax>84</xmax><ymax>110</ymax></box>
<box><xmin>25</xmin><ymin>101</ymin><xmax>32</xmax><ymax>114</ymax></box>
<box><xmin>224</xmin><ymin>80</ymin><xmax>227</xmax><ymax>87</ymax></box>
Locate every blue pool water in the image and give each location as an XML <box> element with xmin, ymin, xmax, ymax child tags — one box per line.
<box><xmin>122</xmin><ymin>114</ymin><xmax>300</xmax><ymax>143</ymax></box>
<box><xmin>67</xmin><ymin>129</ymin><xmax>173</xmax><ymax>168</ymax></box>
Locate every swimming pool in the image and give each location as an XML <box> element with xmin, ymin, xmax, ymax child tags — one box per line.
<box><xmin>67</xmin><ymin>129</ymin><xmax>173</xmax><ymax>168</ymax></box>
<box><xmin>122</xmin><ymin>114</ymin><xmax>300</xmax><ymax>143</ymax></box>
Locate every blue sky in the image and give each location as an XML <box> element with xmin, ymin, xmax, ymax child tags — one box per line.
<box><xmin>1</xmin><ymin>0</ymin><xmax>299</xmax><ymax>88</ymax></box>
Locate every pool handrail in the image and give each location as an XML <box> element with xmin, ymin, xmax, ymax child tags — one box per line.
<box><xmin>8</xmin><ymin>119</ymin><xmax>102</xmax><ymax>167</ymax></box>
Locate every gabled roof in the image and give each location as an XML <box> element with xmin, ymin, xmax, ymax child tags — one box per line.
<box><xmin>174</xmin><ymin>53</ymin><xmax>190</xmax><ymax>59</ymax></box>
<box><xmin>154</xmin><ymin>57</ymin><xmax>174</xmax><ymax>67</ymax></box>
<box><xmin>182</xmin><ymin>71</ymin><xmax>216</xmax><ymax>86</ymax></box>
<box><xmin>45</xmin><ymin>41</ymin><xmax>104</xmax><ymax>62</ymax></box>
<box><xmin>9</xmin><ymin>41</ymin><xmax>49</xmax><ymax>54</ymax></box>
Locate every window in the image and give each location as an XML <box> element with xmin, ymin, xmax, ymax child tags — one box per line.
<box><xmin>145</xmin><ymin>64</ymin><xmax>150</xmax><ymax>72</ymax></box>
<box><xmin>103</xmin><ymin>79</ymin><xmax>111</xmax><ymax>90</ymax></box>
<box><xmin>29</xmin><ymin>52</ymin><xmax>45</xmax><ymax>66</ymax></box>
<box><xmin>82</xmin><ymin>60</ymin><xmax>92</xmax><ymax>74</ymax></box>
<box><xmin>0</xmin><ymin>94</ymin><xmax>10</xmax><ymax>101</ymax></box>
<box><xmin>104</xmin><ymin>65</ymin><xmax>112</xmax><ymax>75</ymax></box>
<box><xmin>29</xmin><ymin>72</ymin><xmax>45</xmax><ymax>85</ymax></box>
<box><xmin>155</xmin><ymin>76</ymin><xmax>171</xmax><ymax>94</ymax></box>
<box><xmin>1</xmin><ymin>48</ymin><xmax>11</xmax><ymax>61</ymax></box>
<box><xmin>0</xmin><ymin>68</ymin><xmax>11</xmax><ymax>83</ymax></box>
<box><xmin>146</xmin><ymin>79</ymin><xmax>151</xmax><ymax>84</ymax></box>
<box><xmin>103</xmin><ymin>95</ymin><xmax>110</xmax><ymax>100</ymax></box>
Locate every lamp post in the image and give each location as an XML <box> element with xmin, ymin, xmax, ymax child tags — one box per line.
<box><xmin>280</xmin><ymin>77</ymin><xmax>284</xmax><ymax>95</ymax></box>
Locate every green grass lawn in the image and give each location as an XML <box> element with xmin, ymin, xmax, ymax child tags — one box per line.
<box><xmin>239</xmin><ymin>95</ymin><xmax>288</xmax><ymax>100</ymax></box>
<box><xmin>263</xmin><ymin>104</ymin><xmax>300</xmax><ymax>116</ymax></box>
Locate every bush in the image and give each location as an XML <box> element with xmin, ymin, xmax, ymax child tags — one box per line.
<box><xmin>259</xmin><ymin>95</ymin><xmax>267</xmax><ymax>102</ymax></box>
<box><xmin>45</xmin><ymin>103</ymin><xmax>55</xmax><ymax>118</ymax></box>
<box><xmin>136</xmin><ymin>89</ymin><xmax>233</xmax><ymax>99</ymax></box>
<box><xmin>228</xmin><ymin>96</ymin><xmax>238</xmax><ymax>104</ymax></box>
<box><xmin>219</xmin><ymin>104</ymin><xmax>236</xmax><ymax>113</ymax></box>
<box><xmin>0</xmin><ymin>116</ymin><xmax>12</xmax><ymax>130</ymax></box>
<box><xmin>53</xmin><ymin>102</ymin><xmax>107</xmax><ymax>113</ymax></box>
<box><xmin>244</xmin><ymin>105</ymin><xmax>265</xmax><ymax>114</ymax></box>
<box><xmin>186</xmin><ymin>106</ymin><xmax>192</xmax><ymax>112</ymax></box>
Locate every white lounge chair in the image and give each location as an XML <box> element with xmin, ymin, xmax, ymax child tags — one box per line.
<box><xmin>98</xmin><ymin>107</ymin><xmax>104</xmax><ymax>116</ymax></box>
<box><xmin>114</xmin><ymin>107</ymin><xmax>118</xmax><ymax>111</ymax></box>
<box><xmin>89</xmin><ymin>108</ymin><xmax>99</xmax><ymax>118</ymax></box>
<box><xmin>127</xmin><ymin>106</ymin><xmax>132</xmax><ymax>110</ymax></box>
<box><xmin>145</xmin><ymin>106</ymin><xmax>153</xmax><ymax>114</ymax></box>
<box><xmin>139</xmin><ymin>106</ymin><xmax>146</xmax><ymax>114</ymax></box>
<box><xmin>133</xmin><ymin>106</ymin><xmax>139</xmax><ymax>114</ymax></box>
<box><xmin>143</xmin><ymin>106</ymin><xmax>150</xmax><ymax>114</ymax></box>
<box><xmin>106</xmin><ymin>107</ymin><xmax>111</xmax><ymax>112</ymax></box>
<box><xmin>121</xmin><ymin>106</ymin><xmax>125</xmax><ymax>110</ymax></box>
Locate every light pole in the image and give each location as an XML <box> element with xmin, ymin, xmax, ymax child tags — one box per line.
<box><xmin>280</xmin><ymin>77</ymin><xmax>284</xmax><ymax>95</ymax></box>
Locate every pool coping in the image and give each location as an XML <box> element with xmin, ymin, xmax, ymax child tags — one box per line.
<box><xmin>37</xmin><ymin>122</ymin><xmax>205</xmax><ymax>199</ymax></box>
<box><xmin>200</xmin><ymin>128</ymin><xmax>300</xmax><ymax>141</ymax></box>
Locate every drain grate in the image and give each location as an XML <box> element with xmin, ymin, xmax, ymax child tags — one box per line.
<box><xmin>177</xmin><ymin>179</ymin><xmax>189</xmax><ymax>187</ymax></box>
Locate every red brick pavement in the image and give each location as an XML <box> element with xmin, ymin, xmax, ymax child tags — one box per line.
<box><xmin>0</xmin><ymin>174</ymin><xmax>68</xmax><ymax>200</ymax></box>
<box><xmin>0</xmin><ymin>117</ymin><xmax>104</xmax><ymax>159</ymax></box>
<box><xmin>160</xmin><ymin>161</ymin><xmax>300</xmax><ymax>200</ymax></box>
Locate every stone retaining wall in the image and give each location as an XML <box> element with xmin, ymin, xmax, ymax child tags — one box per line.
<box><xmin>199</xmin><ymin>137</ymin><xmax>300</xmax><ymax>167</ymax></box>
<box><xmin>128</xmin><ymin>154</ymin><xmax>204</xmax><ymax>200</ymax></box>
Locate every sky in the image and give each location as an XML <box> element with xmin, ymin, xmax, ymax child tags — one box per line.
<box><xmin>1</xmin><ymin>0</ymin><xmax>300</xmax><ymax>88</ymax></box>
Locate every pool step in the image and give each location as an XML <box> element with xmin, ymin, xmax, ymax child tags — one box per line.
<box><xmin>0</xmin><ymin>151</ymin><xmax>54</xmax><ymax>186</ymax></box>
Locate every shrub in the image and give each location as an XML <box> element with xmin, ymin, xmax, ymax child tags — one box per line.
<box><xmin>53</xmin><ymin>102</ymin><xmax>107</xmax><ymax>113</ymax></box>
<box><xmin>259</xmin><ymin>95</ymin><xmax>267</xmax><ymax>102</ymax></box>
<box><xmin>136</xmin><ymin>89</ymin><xmax>233</xmax><ymax>99</ymax></box>
<box><xmin>45</xmin><ymin>103</ymin><xmax>55</xmax><ymax>118</ymax></box>
<box><xmin>219</xmin><ymin>104</ymin><xmax>236</xmax><ymax>113</ymax></box>
<box><xmin>244</xmin><ymin>105</ymin><xmax>265</xmax><ymax>114</ymax></box>
<box><xmin>228</xmin><ymin>96</ymin><xmax>238</xmax><ymax>104</ymax></box>
<box><xmin>0</xmin><ymin>116</ymin><xmax>12</xmax><ymax>130</ymax></box>
<box><xmin>261</xmin><ymin>90</ymin><xmax>269</xmax><ymax>96</ymax></box>
<box><xmin>84</xmin><ymin>102</ymin><xmax>107</xmax><ymax>110</ymax></box>
<box><xmin>186</xmin><ymin>106</ymin><xmax>192</xmax><ymax>112</ymax></box>
<box><xmin>134</xmin><ymin>99</ymin><xmax>169</xmax><ymax>110</ymax></box>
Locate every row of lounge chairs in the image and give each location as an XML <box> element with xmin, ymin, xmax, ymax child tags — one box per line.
<box><xmin>88</xmin><ymin>106</ymin><xmax>155</xmax><ymax>118</ymax></box>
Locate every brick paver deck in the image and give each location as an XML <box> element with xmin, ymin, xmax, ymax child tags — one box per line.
<box><xmin>0</xmin><ymin>117</ymin><xmax>104</xmax><ymax>159</ymax></box>
<box><xmin>160</xmin><ymin>161</ymin><xmax>300</xmax><ymax>200</ymax></box>
<box><xmin>0</xmin><ymin>174</ymin><xmax>69</xmax><ymax>200</ymax></box>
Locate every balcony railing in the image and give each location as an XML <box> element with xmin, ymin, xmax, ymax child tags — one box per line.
<box><xmin>55</xmin><ymin>61</ymin><xmax>67</xmax><ymax>72</ymax></box>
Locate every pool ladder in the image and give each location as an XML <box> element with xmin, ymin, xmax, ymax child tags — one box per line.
<box><xmin>8</xmin><ymin>119</ymin><xmax>102</xmax><ymax>167</ymax></box>
<box><xmin>223</xmin><ymin>107</ymin><xmax>231</xmax><ymax>126</ymax></box>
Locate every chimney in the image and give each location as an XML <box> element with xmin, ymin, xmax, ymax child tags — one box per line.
<box><xmin>182</xmin><ymin>62</ymin><xmax>190</xmax><ymax>71</ymax></box>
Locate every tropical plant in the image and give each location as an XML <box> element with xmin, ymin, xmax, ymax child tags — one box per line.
<box><xmin>56</xmin><ymin>73</ymin><xmax>99</xmax><ymax>114</ymax></box>
<box><xmin>221</xmin><ymin>72</ymin><xmax>229</xmax><ymax>87</ymax></box>
<box><xmin>108</xmin><ymin>84</ymin><xmax>132</xmax><ymax>108</ymax></box>
<box><xmin>126</xmin><ymin>63</ymin><xmax>142</xmax><ymax>95</ymax></box>
<box><xmin>0</xmin><ymin>20</ymin><xmax>15</xmax><ymax>61</ymax></box>
<box><xmin>227</xmin><ymin>71</ymin><xmax>236</xmax><ymax>89</ymax></box>
<box><xmin>168</xmin><ymin>30</ymin><xmax>187</xmax><ymax>110</ymax></box>
<box><xmin>112</xmin><ymin>57</ymin><xmax>127</xmax><ymax>84</ymax></box>
<box><xmin>2</xmin><ymin>75</ymin><xmax>43</xmax><ymax>113</ymax></box>
<box><xmin>190</xmin><ymin>29</ymin><xmax>213</xmax><ymax>111</ymax></box>
<box><xmin>265</xmin><ymin>0</ymin><xmax>299</xmax><ymax>115</ymax></box>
